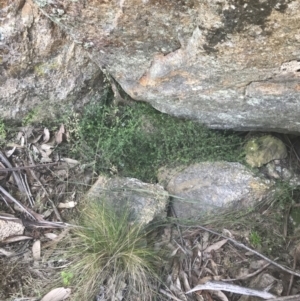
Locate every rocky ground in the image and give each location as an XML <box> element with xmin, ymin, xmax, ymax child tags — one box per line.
<box><xmin>1</xmin><ymin>123</ymin><xmax>300</xmax><ymax>301</ymax></box>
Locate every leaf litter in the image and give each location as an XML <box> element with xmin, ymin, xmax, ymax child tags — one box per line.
<box><xmin>0</xmin><ymin>124</ymin><xmax>94</xmax><ymax>300</ymax></box>
<box><xmin>158</xmin><ymin>220</ymin><xmax>300</xmax><ymax>301</ymax></box>
<box><xmin>0</xmin><ymin>124</ymin><xmax>300</xmax><ymax>300</ymax></box>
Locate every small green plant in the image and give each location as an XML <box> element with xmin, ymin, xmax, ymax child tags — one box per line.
<box><xmin>249</xmin><ymin>230</ymin><xmax>261</xmax><ymax>247</ymax></box>
<box><xmin>60</xmin><ymin>271</ymin><xmax>73</xmax><ymax>286</ymax></box>
<box><xmin>22</xmin><ymin>108</ymin><xmax>40</xmax><ymax>126</ymax></box>
<box><xmin>68</xmin><ymin>90</ymin><xmax>244</xmax><ymax>182</ymax></box>
<box><xmin>66</xmin><ymin>199</ymin><xmax>163</xmax><ymax>300</ymax></box>
<box><xmin>272</xmin><ymin>181</ymin><xmax>299</xmax><ymax>209</ymax></box>
<box><xmin>0</xmin><ymin>119</ymin><xmax>6</xmax><ymax>143</ymax></box>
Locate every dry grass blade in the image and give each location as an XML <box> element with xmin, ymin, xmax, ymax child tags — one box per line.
<box><xmin>42</xmin><ymin>128</ymin><xmax>50</xmax><ymax>143</ymax></box>
<box><xmin>55</xmin><ymin>124</ymin><xmax>65</xmax><ymax>144</ymax></box>
<box><xmin>204</xmin><ymin>239</ymin><xmax>228</xmax><ymax>253</ymax></box>
<box><xmin>32</xmin><ymin>240</ymin><xmax>41</xmax><ymax>261</ymax></box>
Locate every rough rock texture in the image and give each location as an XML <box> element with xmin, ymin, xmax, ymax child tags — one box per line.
<box><xmin>86</xmin><ymin>176</ymin><xmax>168</xmax><ymax>225</ymax></box>
<box><xmin>0</xmin><ymin>219</ymin><xmax>24</xmax><ymax>241</ymax></box>
<box><xmin>158</xmin><ymin>162</ymin><xmax>273</xmax><ymax>219</ymax></box>
<box><xmin>27</xmin><ymin>0</ymin><xmax>300</xmax><ymax>133</ymax></box>
<box><xmin>0</xmin><ymin>0</ymin><xmax>104</xmax><ymax>119</ymax></box>
<box><xmin>244</xmin><ymin>135</ymin><xmax>287</xmax><ymax>167</ymax></box>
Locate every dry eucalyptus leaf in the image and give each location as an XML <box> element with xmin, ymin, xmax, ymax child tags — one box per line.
<box><xmin>222</xmin><ymin>229</ymin><xmax>234</xmax><ymax>238</ymax></box>
<box><xmin>44</xmin><ymin>233</ymin><xmax>58</xmax><ymax>240</ymax></box>
<box><xmin>202</xmin><ymin>231</ymin><xmax>210</xmax><ymax>250</ymax></box>
<box><xmin>20</xmin><ymin>135</ymin><xmax>25</xmax><ymax>146</ymax></box>
<box><xmin>0</xmin><ymin>247</ymin><xmax>15</xmax><ymax>257</ymax></box>
<box><xmin>40</xmin><ymin>157</ymin><xmax>54</xmax><ymax>163</ymax></box>
<box><xmin>40</xmin><ymin>287</ymin><xmax>71</xmax><ymax>301</ymax></box>
<box><xmin>3</xmin><ymin>235</ymin><xmax>33</xmax><ymax>243</ymax></box>
<box><xmin>32</xmin><ymin>240</ymin><xmax>41</xmax><ymax>261</ymax></box>
<box><xmin>16</xmin><ymin>131</ymin><xmax>24</xmax><ymax>141</ymax></box>
<box><xmin>39</xmin><ymin>144</ymin><xmax>54</xmax><ymax>157</ymax></box>
<box><xmin>31</xmin><ymin>133</ymin><xmax>43</xmax><ymax>144</ymax></box>
<box><xmin>40</xmin><ymin>144</ymin><xmax>54</xmax><ymax>151</ymax></box>
<box><xmin>31</xmin><ymin>144</ymin><xmax>40</xmax><ymax>157</ymax></box>
<box><xmin>55</xmin><ymin>124</ymin><xmax>65</xmax><ymax>144</ymax></box>
<box><xmin>205</xmin><ymin>239</ymin><xmax>228</xmax><ymax>253</ymax></box>
<box><xmin>61</xmin><ymin>158</ymin><xmax>80</xmax><ymax>167</ymax></box>
<box><xmin>43</xmin><ymin>128</ymin><xmax>50</xmax><ymax>143</ymax></box>
<box><xmin>43</xmin><ymin>209</ymin><xmax>54</xmax><ymax>218</ymax></box>
<box><xmin>5</xmin><ymin>147</ymin><xmax>16</xmax><ymax>158</ymax></box>
<box><xmin>209</xmin><ymin>259</ymin><xmax>219</xmax><ymax>276</ymax></box>
<box><xmin>180</xmin><ymin>271</ymin><xmax>191</xmax><ymax>291</ymax></box>
<box><xmin>170</xmin><ymin>247</ymin><xmax>180</xmax><ymax>257</ymax></box>
<box><xmin>58</xmin><ymin>201</ymin><xmax>77</xmax><ymax>209</ymax></box>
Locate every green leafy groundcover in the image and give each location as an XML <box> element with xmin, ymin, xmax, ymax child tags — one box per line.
<box><xmin>70</xmin><ymin>94</ymin><xmax>244</xmax><ymax>182</ymax></box>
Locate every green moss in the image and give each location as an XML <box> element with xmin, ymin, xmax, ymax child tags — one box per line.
<box><xmin>68</xmin><ymin>89</ymin><xmax>244</xmax><ymax>182</ymax></box>
<box><xmin>0</xmin><ymin>119</ymin><xmax>6</xmax><ymax>144</ymax></box>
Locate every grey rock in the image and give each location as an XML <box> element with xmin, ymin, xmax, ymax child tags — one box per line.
<box><xmin>0</xmin><ymin>219</ymin><xmax>24</xmax><ymax>241</ymax></box>
<box><xmin>2</xmin><ymin>0</ymin><xmax>300</xmax><ymax>132</ymax></box>
<box><xmin>158</xmin><ymin>162</ymin><xmax>272</xmax><ymax>219</ymax></box>
<box><xmin>86</xmin><ymin>176</ymin><xmax>168</xmax><ymax>225</ymax></box>
<box><xmin>0</xmin><ymin>0</ymin><xmax>105</xmax><ymax>120</ymax></box>
<box><xmin>244</xmin><ymin>135</ymin><xmax>287</xmax><ymax>168</ymax></box>
<box><xmin>28</xmin><ymin>0</ymin><xmax>300</xmax><ymax>133</ymax></box>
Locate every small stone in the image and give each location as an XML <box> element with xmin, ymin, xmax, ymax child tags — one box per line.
<box><xmin>0</xmin><ymin>219</ymin><xmax>24</xmax><ymax>241</ymax></box>
<box><xmin>244</xmin><ymin>135</ymin><xmax>287</xmax><ymax>168</ymax></box>
<box><xmin>158</xmin><ymin>162</ymin><xmax>272</xmax><ymax>219</ymax></box>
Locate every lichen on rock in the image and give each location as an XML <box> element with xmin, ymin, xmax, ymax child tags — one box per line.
<box><xmin>244</xmin><ymin>135</ymin><xmax>287</xmax><ymax>168</ymax></box>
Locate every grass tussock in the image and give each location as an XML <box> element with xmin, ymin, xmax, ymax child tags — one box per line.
<box><xmin>67</xmin><ymin>199</ymin><xmax>164</xmax><ymax>300</ymax></box>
